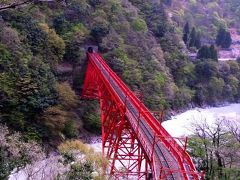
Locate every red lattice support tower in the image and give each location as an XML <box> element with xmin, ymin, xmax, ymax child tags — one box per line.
<box><xmin>82</xmin><ymin>51</ymin><xmax>202</xmax><ymax>180</ymax></box>
<box><xmin>82</xmin><ymin>55</ymin><xmax>150</xmax><ymax>179</ymax></box>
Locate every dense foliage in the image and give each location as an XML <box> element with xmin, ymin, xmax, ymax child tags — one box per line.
<box><xmin>0</xmin><ymin>9</ymin><xmax>82</xmax><ymax>144</ymax></box>
<box><xmin>0</xmin><ymin>0</ymin><xmax>240</xmax><ymax>178</ymax></box>
<box><xmin>183</xmin><ymin>23</ymin><xmax>201</xmax><ymax>49</ymax></box>
<box><xmin>197</xmin><ymin>45</ymin><xmax>218</xmax><ymax>61</ymax></box>
<box><xmin>168</xmin><ymin>0</ymin><xmax>240</xmax><ymax>41</ymax></box>
<box><xmin>216</xmin><ymin>27</ymin><xmax>232</xmax><ymax>48</ymax></box>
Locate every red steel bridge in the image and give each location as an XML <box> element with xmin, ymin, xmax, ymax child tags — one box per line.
<box><xmin>82</xmin><ymin>50</ymin><xmax>201</xmax><ymax>180</ymax></box>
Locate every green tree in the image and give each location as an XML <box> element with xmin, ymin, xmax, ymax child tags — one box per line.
<box><xmin>197</xmin><ymin>45</ymin><xmax>210</xmax><ymax>59</ymax></box>
<box><xmin>83</xmin><ymin>113</ymin><xmax>101</xmax><ymax>134</ymax></box>
<box><xmin>39</xmin><ymin>23</ymin><xmax>65</xmax><ymax>66</ymax></box>
<box><xmin>209</xmin><ymin>45</ymin><xmax>218</xmax><ymax>61</ymax></box>
<box><xmin>64</xmin><ymin>23</ymin><xmax>89</xmax><ymax>64</ymax></box>
<box><xmin>197</xmin><ymin>45</ymin><xmax>218</xmax><ymax>60</ymax></box>
<box><xmin>183</xmin><ymin>22</ymin><xmax>190</xmax><ymax>45</ymax></box>
<box><xmin>183</xmin><ymin>33</ymin><xmax>189</xmax><ymax>45</ymax></box>
<box><xmin>216</xmin><ymin>27</ymin><xmax>232</xmax><ymax>48</ymax></box>
<box><xmin>189</xmin><ymin>27</ymin><xmax>197</xmax><ymax>47</ymax></box>
<box><xmin>216</xmin><ymin>27</ymin><xmax>226</xmax><ymax>46</ymax></box>
<box><xmin>91</xmin><ymin>22</ymin><xmax>110</xmax><ymax>43</ymax></box>
<box><xmin>195</xmin><ymin>32</ymin><xmax>201</xmax><ymax>49</ymax></box>
<box><xmin>149</xmin><ymin>4</ymin><xmax>169</xmax><ymax>38</ymax></box>
<box><xmin>63</xmin><ymin>120</ymin><xmax>78</xmax><ymax>139</ymax></box>
<box><xmin>227</xmin><ymin>75</ymin><xmax>239</xmax><ymax>97</ymax></box>
<box><xmin>41</xmin><ymin>106</ymin><xmax>76</xmax><ymax>143</ymax></box>
<box><xmin>52</xmin><ymin>15</ymin><xmax>69</xmax><ymax>35</ymax></box>
<box><xmin>4</xmin><ymin>14</ymin><xmax>48</xmax><ymax>55</ymax></box>
<box><xmin>195</xmin><ymin>61</ymin><xmax>218</xmax><ymax>81</ymax></box>
<box><xmin>56</xmin><ymin>82</ymin><xmax>79</xmax><ymax>110</ymax></box>
<box><xmin>132</xmin><ymin>18</ymin><xmax>148</xmax><ymax>32</ymax></box>
<box><xmin>222</xmin><ymin>31</ymin><xmax>232</xmax><ymax>48</ymax></box>
<box><xmin>184</xmin><ymin>22</ymin><xmax>190</xmax><ymax>34</ymax></box>
<box><xmin>208</xmin><ymin>77</ymin><xmax>225</xmax><ymax>101</ymax></box>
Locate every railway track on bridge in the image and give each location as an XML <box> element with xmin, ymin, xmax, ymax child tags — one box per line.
<box><xmin>82</xmin><ymin>51</ymin><xmax>201</xmax><ymax>180</ymax></box>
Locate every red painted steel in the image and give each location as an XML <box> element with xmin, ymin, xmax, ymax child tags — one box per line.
<box><xmin>82</xmin><ymin>52</ymin><xmax>201</xmax><ymax>179</ymax></box>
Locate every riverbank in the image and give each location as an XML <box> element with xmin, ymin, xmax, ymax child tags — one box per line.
<box><xmin>90</xmin><ymin>103</ymin><xmax>240</xmax><ymax>150</ymax></box>
<box><xmin>162</xmin><ymin>103</ymin><xmax>240</xmax><ymax>137</ymax></box>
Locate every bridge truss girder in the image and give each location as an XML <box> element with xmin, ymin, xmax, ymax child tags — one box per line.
<box><xmin>82</xmin><ymin>52</ymin><xmax>202</xmax><ymax>180</ymax></box>
<box><xmin>82</xmin><ymin>59</ymin><xmax>151</xmax><ymax>179</ymax></box>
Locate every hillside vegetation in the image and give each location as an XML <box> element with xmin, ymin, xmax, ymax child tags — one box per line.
<box><xmin>0</xmin><ymin>0</ymin><xmax>240</xmax><ymax>141</ymax></box>
<box><xmin>0</xmin><ymin>0</ymin><xmax>240</xmax><ymax>178</ymax></box>
<box><xmin>167</xmin><ymin>0</ymin><xmax>240</xmax><ymax>41</ymax></box>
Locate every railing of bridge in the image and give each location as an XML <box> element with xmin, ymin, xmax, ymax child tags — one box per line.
<box><xmin>84</xmin><ymin>51</ymin><xmax>202</xmax><ymax>179</ymax></box>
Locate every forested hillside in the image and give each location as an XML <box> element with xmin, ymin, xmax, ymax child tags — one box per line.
<box><xmin>1</xmin><ymin>0</ymin><xmax>240</xmax><ymax>143</ymax></box>
<box><xmin>167</xmin><ymin>0</ymin><xmax>240</xmax><ymax>39</ymax></box>
<box><xmin>1</xmin><ymin>0</ymin><xmax>240</xmax><ymax>179</ymax></box>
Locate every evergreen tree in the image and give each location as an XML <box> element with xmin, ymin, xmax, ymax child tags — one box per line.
<box><xmin>195</xmin><ymin>33</ymin><xmax>201</xmax><ymax>49</ymax></box>
<box><xmin>183</xmin><ymin>23</ymin><xmax>201</xmax><ymax>49</ymax></box>
<box><xmin>183</xmin><ymin>22</ymin><xmax>190</xmax><ymax>45</ymax></box>
<box><xmin>184</xmin><ymin>22</ymin><xmax>190</xmax><ymax>35</ymax></box>
<box><xmin>189</xmin><ymin>27</ymin><xmax>197</xmax><ymax>47</ymax></box>
<box><xmin>197</xmin><ymin>45</ymin><xmax>210</xmax><ymax>59</ymax></box>
<box><xmin>216</xmin><ymin>27</ymin><xmax>226</xmax><ymax>46</ymax></box>
<box><xmin>216</xmin><ymin>28</ymin><xmax>232</xmax><ymax>48</ymax></box>
<box><xmin>197</xmin><ymin>45</ymin><xmax>218</xmax><ymax>60</ymax></box>
<box><xmin>183</xmin><ymin>33</ymin><xmax>189</xmax><ymax>45</ymax></box>
<box><xmin>209</xmin><ymin>45</ymin><xmax>218</xmax><ymax>61</ymax></box>
<box><xmin>222</xmin><ymin>32</ymin><xmax>232</xmax><ymax>48</ymax></box>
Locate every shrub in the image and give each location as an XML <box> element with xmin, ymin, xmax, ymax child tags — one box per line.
<box><xmin>41</xmin><ymin>106</ymin><xmax>68</xmax><ymax>141</ymax></box>
<box><xmin>66</xmin><ymin>162</ymin><xmax>94</xmax><ymax>180</ymax></box>
<box><xmin>131</xmin><ymin>18</ymin><xmax>148</xmax><ymax>32</ymax></box>
<box><xmin>58</xmin><ymin>140</ymin><xmax>108</xmax><ymax>179</ymax></box>
<box><xmin>83</xmin><ymin>113</ymin><xmax>101</xmax><ymax>134</ymax></box>
<box><xmin>63</xmin><ymin>120</ymin><xmax>78</xmax><ymax>139</ymax></box>
<box><xmin>91</xmin><ymin>22</ymin><xmax>110</xmax><ymax>43</ymax></box>
<box><xmin>39</xmin><ymin>23</ymin><xmax>66</xmax><ymax>66</ymax></box>
<box><xmin>58</xmin><ymin>140</ymin><xmax>90</xmax><ymax>155</ymax></box>
<box><xmin>56</xmin><ymin>82</ymin><xmax>79</xmax><ymax>109</ymax></box>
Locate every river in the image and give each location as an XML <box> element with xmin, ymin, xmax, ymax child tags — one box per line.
<box><xmin>162</xmin><ymin>103</ymin><xmax>240</xmax><ymax>137</ymax></box>
<box><xmin>90</xmin><ymin>103</ymin><xmax>240</xmax><ymax>150</ymax></box>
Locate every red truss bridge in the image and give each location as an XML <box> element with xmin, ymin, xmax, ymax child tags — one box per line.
<box><xmin>81</xmin><ymin>50</ymin><xmax>201</xmax><ymax>180</ymax></box>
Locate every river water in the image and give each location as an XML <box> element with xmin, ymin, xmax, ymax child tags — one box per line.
<box><xmin>90</xmin><ymin>103</ymin><xmax>240</xmax><ymax>150</ymax></box>
<box><xmin>162</xmin><ymin>103</ymin><xmax>240</xmax><ymax>137</ymax></box>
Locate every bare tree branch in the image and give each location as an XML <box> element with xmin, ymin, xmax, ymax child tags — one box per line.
<box><xmin>0</xmin><ymin>0</ymin><xmax>33</xmax><ymax>11</ymax></box>
<box><xmin>226</xmin><ymin>119</ymin><xmax>240</xmax><ymax>143</ymax></box>
<box><xmin>190</xmin><ymin>118</ymin><xmax>240</xmax><ymax>178</ymax></box>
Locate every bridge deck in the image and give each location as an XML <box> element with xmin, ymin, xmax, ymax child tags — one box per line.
<box><xmin>85</xmin><ymin>52</ymin><xmax>199</xmax><ymax>180</ymax></box>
